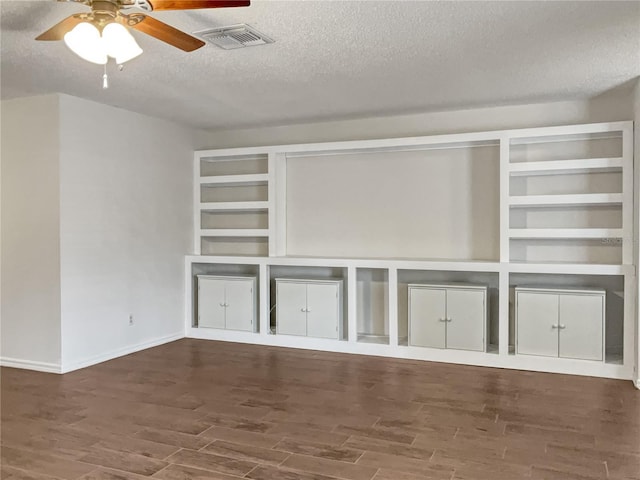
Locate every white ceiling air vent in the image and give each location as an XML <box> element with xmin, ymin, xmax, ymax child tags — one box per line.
<box><xmin>196</xmin><ymin>24</ymin><xmax>274</xmax><ymax>50</ymax></box>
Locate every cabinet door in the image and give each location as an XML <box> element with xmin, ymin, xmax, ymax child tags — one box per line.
<box><xmin>516</xmin><ymin>292</ymin><xmax>559</xmax><ymax>357</ymax></box>
<box><xmin>225</xmin><ymin>280</ymin><xmax>255</xmax><ymax>332</ymax></box>
<box><xmin>558</xmin><ymin>294</ymin><xmax>603</xmax><ymax>361</ymax></box>
<box><xmin>306</xmin><ymin>283</ymin><xmax>339</xmax><ymax>339</ymax></box>
<box><xmin>409</xmin><ymin>287</ymin><xmax>446</xmax><ymax>348</ymax></box>
<box><xmin>276</xmin><ymin>282</ymin><xmax>307</xmax><ymax>336</ymax></box>
<box><xmin>198</xmin><ymin>278</ymin><xmax>226</xmax><ymax>329</ymax></box>
<box><xmin>445</xmin><ymin>289</ymin><xmax>485</xmax><ymax>352</ymax></box>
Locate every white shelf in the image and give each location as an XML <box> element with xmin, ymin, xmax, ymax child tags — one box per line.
<box><xmin>509</xmin><ymin>228</ymin><xmax>623</xmax><ymax>239</ymax></box>
<box><xmin>200</xmin><ymin>173</ymin><xmax>269</xmax><ymax>186</ymax></box>
<box><xmin>357</xmin><ymin>334</ymin><xmax>390</xmax><ymax>345</ymax></box>
<box><xmin>509</xmin><ymin>193</ymin><xmax>623</xmax><ymax>208</ymax></box>
<box><xmin>509</xmin><ymin>158</ymin><xmax>623</xmax><ymax>176</ymax></box>
<box><xmin>200</xmin><ymin>229</ymin><xmax>270</xmax><ymax>237</ymax></box>
<box><xmin>510</xmin><ymin>131</ymin><xmax>622</xmax><ymax>146</ymax></box>
<box><xmin>200</xmin><ymin>201</ymin><xmax>269</xmax><ymax>212</ymax></box>
<box><xmin>508</xmin><ymin>262</ymin><xmax>631</xmax><ymax>275</ymax></box>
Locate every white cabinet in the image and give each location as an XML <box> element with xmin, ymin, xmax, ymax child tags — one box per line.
<box><xmin>408</xmin><ymin>284</ymin><xmax>487</xmax><ymax>352</ymax></box>
<box><xmin>276</xmin><ymin>279</ymin><xmax>343</xmax><ymax>339</ymax></box>
<box><xmin>515</xmin><ymin>287</ymin><xmax>605</xmax><ymax>361</ymax></box>
<box><xmin>276</xmin><ymin>281</ymin><xmax>308</xmax><ymax>336</ymax></box>
<box><xmin>197</xmin><ymin>275</ymin><xmax>257</xmax><ymax>332</ymax></box>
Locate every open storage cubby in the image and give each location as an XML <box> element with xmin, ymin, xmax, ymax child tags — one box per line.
<box><xmin>188</xmin><ymin>121</ymin><xmax>636</xmax><ymax>382</ymax></box>
<box><xmin>200</xmin><ymin>154</ymin><xmax>268</xmax><ymax>176</ymax></box>
<box><xmin>201</xmin><ymin>237</ymin><xmax>269</xmax><ymax>256</ymax></box>
<box><xmin>285</xmin><ymin>144</ymin><xmax>499</xmax><ymax>260</ymax></box>
<box><xmin>397</xmin><ymin>269</ymin><xmax>499</xmax><ymax>352</ymax></box>
<box><xmin>509</xmin><ymin>273</ymin><xmax>624</xmax><ymax>364</ymax></box>
<box><xmin>356</xmin><ymin>268</ymin><xmax>390</xmax><ymax>344</ymax></box>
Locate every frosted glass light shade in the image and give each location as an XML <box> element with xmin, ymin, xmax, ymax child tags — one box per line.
<box><xmin>64</xmin><ymin>22</ymin><xmax>107</xmax><ymax>65</ymax></box>
<box><xmin>102</xmin><ymin>23</ymin><xmax>143</xmax><ymax>64</ymax></box>
<box><xmin>63</xmin><ymin>21</ymin><xmax>142</xmax><ymax>66</ymax></box>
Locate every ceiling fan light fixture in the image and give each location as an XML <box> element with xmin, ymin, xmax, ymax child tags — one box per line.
<box><xmin>64</xmin><ymin>22</ymin><xmax>107</xmax><ymax>65</ymax></box>
<box><xmin>102</xmin><ymin>22</ymin><xmax>143</xmax><ymax>64</ymax></box>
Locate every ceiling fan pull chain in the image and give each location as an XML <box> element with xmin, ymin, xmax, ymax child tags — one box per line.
<box><xmin>102</xmin><ymin>63</ymin><xmax>109</xmax><ymax>89</ymax></box>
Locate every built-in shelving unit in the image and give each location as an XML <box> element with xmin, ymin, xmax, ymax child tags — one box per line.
<box><xmin>195</xmin><ymin>152</ymin><xmax>275</xmax><ymax>256</ymax></box>
<box><xmin>506</xmin><ymin>125</ymin><xmax>631</xmax><ymax>266</ymax></box>
<box><xmin>188</xmin><ymin>121</ymin><xmax>636</xmax><ymax>383</ymax></box>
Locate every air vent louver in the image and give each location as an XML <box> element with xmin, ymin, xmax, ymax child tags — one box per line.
<box><xmin>196</xmin><ymin>24</ymin><xmax>274</xmax><ymax>50</ymax></box>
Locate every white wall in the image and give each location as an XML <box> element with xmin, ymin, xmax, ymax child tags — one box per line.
<box><xmin>286</xmin><ymin>146</ymin><xmax>499</xmax><ymax>260</ymax></box>
<box><xmin>1</xmin><ymin>95</ymin><xmax>62</xmax><ymax>372</ymax></box>
<box><xmin>196</xmin><ymin>93</ymin><xmax>634</xmax><ymax>148</ymax></box>
<box><xmin>58</xmin><ymin>95</ymin><xmax>194</xmax><ymax>371</ymax></box>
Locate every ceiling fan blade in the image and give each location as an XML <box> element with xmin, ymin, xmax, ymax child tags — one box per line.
<box><xmin>35</xmin><ymin>14</ymin><xmax>84</xmax><ymax>41</ymax></box>
<box><xmin>125</xmin><ymin>14</ymin><xmax>205</xmax><ymax>52</ymax></box>
<box><xmin>148</xmin><ymin>0</ymin><xmax>250</xmax><ymax>11</ymax></box>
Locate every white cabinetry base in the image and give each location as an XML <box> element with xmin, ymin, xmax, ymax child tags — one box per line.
<box><xmin>186</xmin><ymin>326</ymin><xmax>631</xmax><ymax>380</ymax></box>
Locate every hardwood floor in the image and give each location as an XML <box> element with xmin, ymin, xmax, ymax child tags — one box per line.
<box><xmin>1</xmin><ymin>338</ymin><xmax>639</xmax><ymax>480</ymax></box>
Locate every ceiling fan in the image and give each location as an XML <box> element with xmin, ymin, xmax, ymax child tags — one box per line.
<box><xmin>36</xmin><ymin>0</ymin><xmax>250</xmax><ymax>65</ymax></box>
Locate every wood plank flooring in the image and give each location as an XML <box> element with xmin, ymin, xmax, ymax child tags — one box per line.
<box><xmin>1</xmin><ymin>339</ymin><xmax>639</xmax><ymax>480</ymax></box>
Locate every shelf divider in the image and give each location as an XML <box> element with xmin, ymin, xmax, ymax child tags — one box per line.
<box><xmin>201</xmin><ymin>229</ymin><xmax>270</xmax><ymax>237</ymax></box>
<box><xmin>509</xmin><ymin>228</ymin><xmax>623</xmax><ymax>239</ymax></box>
<box><xmin>200</xmin><ymin>201</ymin><xmax>269</xmax><ymax>212</ymax></box>
<box><xmin>508</xmin><ymin>158</ymin><xmax>623</xmax><ymax>176</ymax></box>
<box><xmin>200</xmin><ymin>173</ymin><xmax>269</xmax><ymax>186</ymax></box>
<box><xmin>509</xmin><ymin>193</ymin><xmax>623</xmax><ymax>208</ymax></box>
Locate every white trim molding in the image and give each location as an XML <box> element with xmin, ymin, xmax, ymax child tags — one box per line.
<box><xmin>60</xmin><ymin>332</ymin><xmax>184</xmax><ymax>373</ymax></box>
<box><xmin>0</xmin><ymin>357</ymin><xmax>63</xmax><ymax>374</ymax></box>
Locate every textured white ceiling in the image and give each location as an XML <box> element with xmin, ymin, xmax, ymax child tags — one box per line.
<box><xmin>1</xmin><ymin>0</ymin><xmax>639</xmax><ymax>130</ymax></box>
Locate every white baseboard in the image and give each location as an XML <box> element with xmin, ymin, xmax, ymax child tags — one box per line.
<box><xmin>61</xmin><ymin>332</ymin><xmax>185</xmax><ymax>373</ymax></box>
<box><xmin>634</xmin><ymin>378</ymin><xmax>640</xmax><ymax>390</ymax></box>
<box><xmin>0</xmin><ymin>357</ymin><xmax>62</xmax><ymax>374</ymax></box>
<box><xmin>187</xmin><ymin>327</ymin><xmax>634</xmax><ymax>381</ymax></box>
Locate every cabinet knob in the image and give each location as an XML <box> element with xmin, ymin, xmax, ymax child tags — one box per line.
<box><xmin>220</xmin><ymin>303</ymin><xmax>225</xmax><ymax>307</ymax></box>
<box><xmin>446</xmin><ymin>318</ymin><xmax>452</xmax><ymax>322</ymax></box>
<box><xmin>558</xmin><ymin>324</ymin><xmax>566</xmax><ymax>330</ymax></box>
<box><xmin>301</xmin><ymin>308</ymin><xmax>306</xmax><ymax>312</ymax></box>
<box><xmin>552</xmin><ymin>324</ymin><xmax>559</xmax><ymax>329</ymax></box>
<box><xmin>438</xmin><ymin>318</ymin><xmax>447</xmax><ymax>322</ymax></box>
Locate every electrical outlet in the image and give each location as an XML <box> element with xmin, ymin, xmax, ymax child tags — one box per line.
<box><xmin>129</xmin><ymin>314</ymin><xmax>134</xmax><ymax>326</ymax></box>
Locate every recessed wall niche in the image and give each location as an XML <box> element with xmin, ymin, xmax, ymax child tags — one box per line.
<box><xmin>285</xmin><ymin>145</ymin><xmax>499</xmax><ymax>260</ymax></box>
